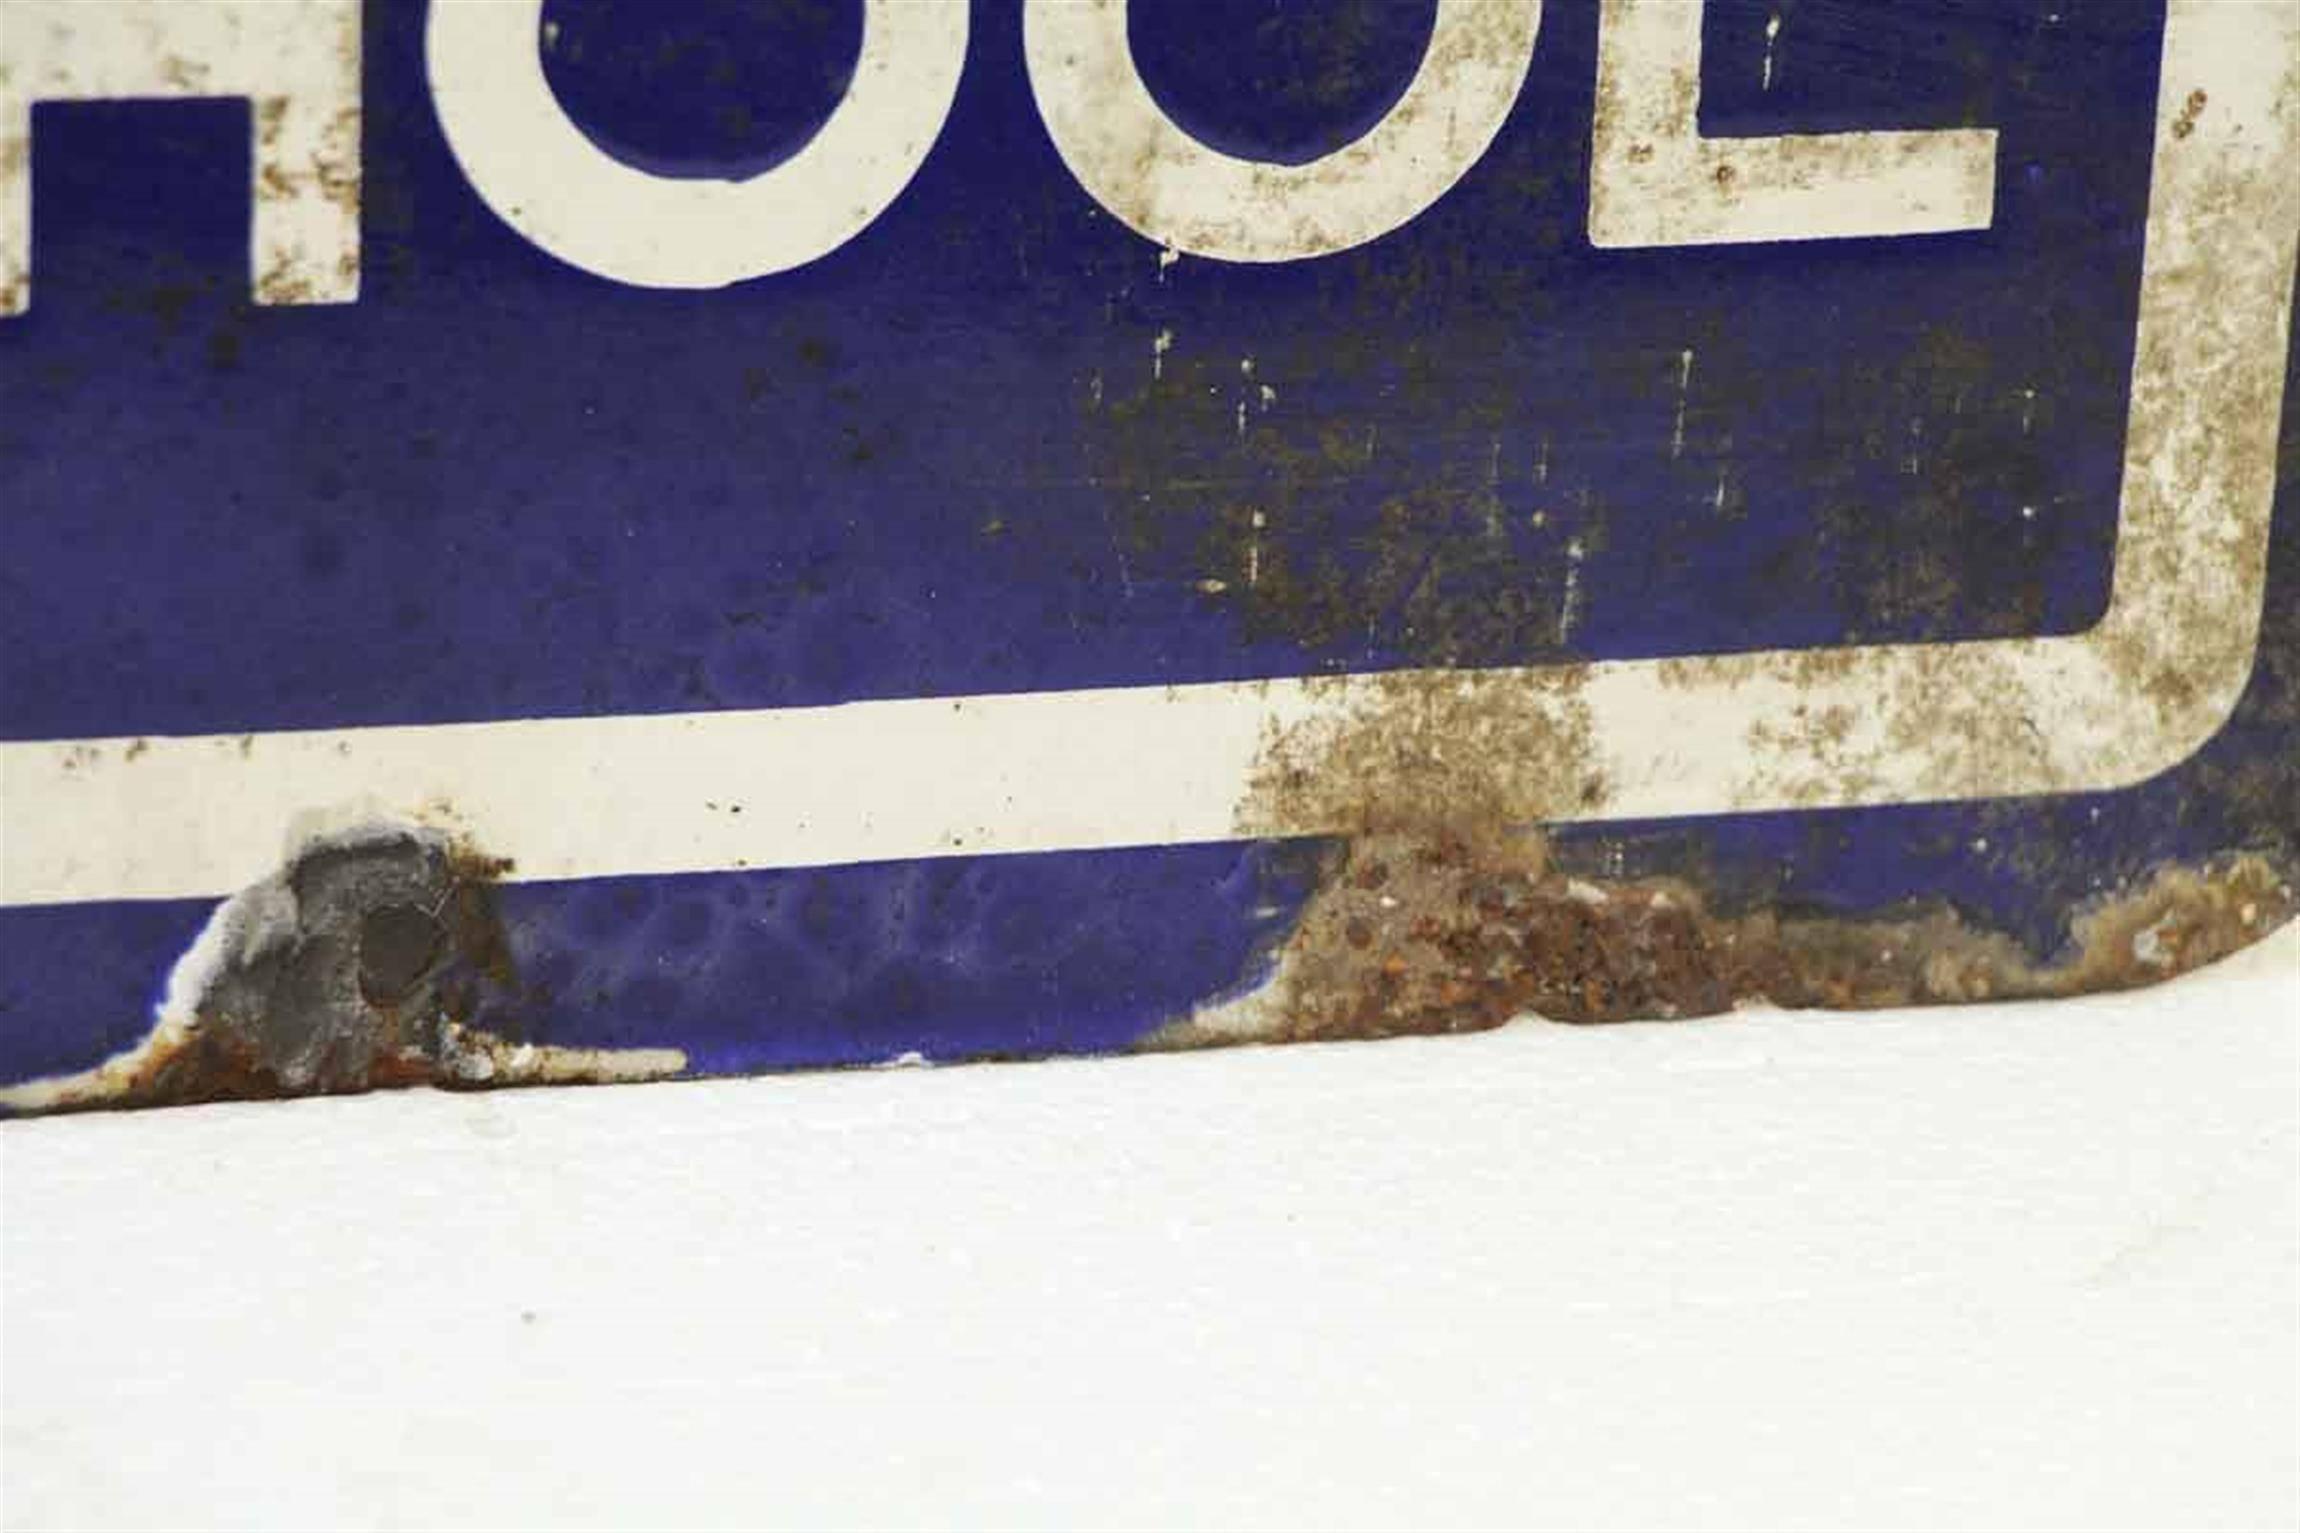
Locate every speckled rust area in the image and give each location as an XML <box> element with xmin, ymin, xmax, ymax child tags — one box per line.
<box><xmin>1156</xmin><ymin>825</ymin><xmax>2293</xmax><ymax>1049</ymax></box>
<box><xmin>1166</xmin><ymin>633</ymin><xmax>2297</xmax><ymax>1046</ymax></box>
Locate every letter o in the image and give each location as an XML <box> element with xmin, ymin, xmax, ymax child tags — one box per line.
<box><xmin>425</xmin><ymin>0</ymin><xmax>967</xmax><ymax>287</ymax></box>
<box><xmin>1025</xmin><ymin>0</ymin><xmax>1541</xmax><ymax>263</ymax></box>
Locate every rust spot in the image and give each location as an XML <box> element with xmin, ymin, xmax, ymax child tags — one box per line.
<box><xmin>1240</xmin><ymin>667</ymin><xmax>1605</xmax><ymax>838</ymax></box>
<box><xmin>1156</xmin><ymin>825</ymin><xmax>2295</xmax><ymax>1048</ymax></box>
<box><xmin>157</xmin><ymin>55</ymin><xmax>211</xmax><ymax>92</ymax></box>
<box><xmin>2172</xmin><ymin>88</ymin><xmax>2208</xmax><ymax>140</ymax></box>
<box><xmin>254</xmin><ymin>96</ymin><xmax>289</xmax><ymax>150</ymax></box>
<box><xmin>1178</xmin><ymin>638</ymin><xmax>2297</xmax><ymax>1046</ymax></box>
<box><xmin>254</xmin><ymin>255</ymin><xmax>317</xmax><ymax>307</ymax></box>
<box><xmin>0</xmin><ymin>828</ymin><xmax>682</xmax><ymax>1116</ymax></box>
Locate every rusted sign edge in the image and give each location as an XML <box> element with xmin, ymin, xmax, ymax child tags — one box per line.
<box><xmin>1</xmin><ymin>822</ymin><xmax>2289</xmax><ymax>1116</ymax></box>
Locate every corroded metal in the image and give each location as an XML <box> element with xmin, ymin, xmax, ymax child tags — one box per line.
<box><xmin>0</xmin><ymin>0</ymin><xmax>2293</xmax><ymax>1115</ymax></box>
<box><xmin>0</xmin><ymin>830</ymin><xmax>682</xmax><ymax>1115</ymax></box>
<box><xmin>1164</xmin><ymin>830</ymin><xmax>2292</xmax><ymax>1049</ymax></box>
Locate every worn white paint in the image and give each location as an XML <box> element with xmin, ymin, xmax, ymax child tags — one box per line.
<box><xmin>1025</xmin><ymin>0</ymin><xmax>1543</xmax><ymax>262</ymax></box>
<box><xmin>423</xmin><ymin>0</ymin><xmax>964</xmax><ymax>288</ymax></box>
<box><xmin>1589</xmin><ymin>0</ymin><xmax>1999</xmax><ymax>247</ymax></box>
<box><xmin>1670</xmin><ymin>346</ymin><xmax>1693</xmax><ymax>458</ymax></box>
<box><xmin>0</xmin><ymin>0</ymin><xmax>360</xmax><ymax>316</ymax></box>
<box><xmin>0</xmin><ymin>0</ymin><xmax>2293</xmax><ymax>906</ymax></box>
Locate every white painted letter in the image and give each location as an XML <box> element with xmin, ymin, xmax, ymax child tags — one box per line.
<box><xmin>0</xmin><ymin>0</ymin><xmax>360</xmax><ymax>317</ymax></box>
<box><xmin>424</xmin><ymin>0</ymin><xmax>965</xmax><ymax>289</ymax></box>
<box><xmin>1589</xmin><ymin>0</ymin><xmax>1997</xmax><ymax>247</ymax></box>
<box><xmin>1026</xmin><ymin>0</ymin><xmax>1541</xmax><ymax>263</ymax></box>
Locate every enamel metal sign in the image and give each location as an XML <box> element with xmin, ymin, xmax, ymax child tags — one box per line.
<box><xmin>2</xmin><ymin>0</ymin><xmax>2295</xmax><ymax>1112</ymax></box>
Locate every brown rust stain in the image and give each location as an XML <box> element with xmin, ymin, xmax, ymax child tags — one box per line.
<box><xmin>2172</xmin><ymin>88</ymin><xmax>2209</xmax><ymax>140</ymax></box>
<box><xmin>1157</xmin><ymin>822</ymin><xmax>2294</xmax><ymax>1048</ymax></box>
<box><xmin>1112</xmin><ymin>66</ymin><xmax>2296</xmax><ymax>1041</ymax></box>
<box><xmin>250</xmin><ymin>94</ymin><xmax>363</xmax><ymax>305</ymax></box>
<box><xmin>1174</xmin><ymin>576</ymin><xmax>2296</xmax><ymax>1043</ymax></box>
<box><xmin>1239</xmin><ymin>665</ymin><xmax>1607</xmax><ymax>838</ymax></box>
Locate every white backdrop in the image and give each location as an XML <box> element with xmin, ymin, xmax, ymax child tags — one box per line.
<box><xmin>3</xmin><ymin>926</ymin><xmax>2294</xmax><ymax>1531</ymax></box>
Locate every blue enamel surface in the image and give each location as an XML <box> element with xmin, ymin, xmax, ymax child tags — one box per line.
<box><xmin>2</xmin><ymin>0</ymin><xmax>2290</xmax><ymax>1088</ymax></box>
<box><xmin>0</xmin><ymin>0</ymin><xmax>2154</xmax><ymax>739</ymax></box>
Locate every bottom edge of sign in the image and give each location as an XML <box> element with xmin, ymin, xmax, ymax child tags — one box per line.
<box><xmin>1</xmin><ymin>813</ymin><xmax>2289</xmax><ymax>1119</ymax></box>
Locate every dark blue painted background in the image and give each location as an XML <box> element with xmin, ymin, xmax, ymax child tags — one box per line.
<box><xmin>1</xmin><ymin>0</ymin><xmax>2153</xmax><ymax>737</ymax></box>
<box><xmin>4</xmin><ymin>1</ymin><xmax>2292</xmax><ymax>1088</ymax></box>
